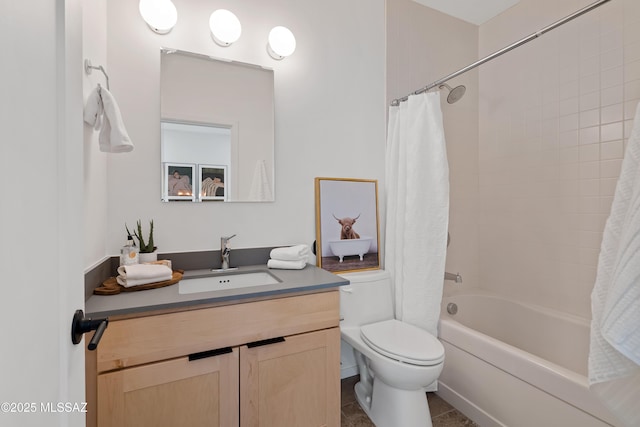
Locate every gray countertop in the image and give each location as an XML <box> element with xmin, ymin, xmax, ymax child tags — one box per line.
<box><xmin>85</xmin><ymin>264</ymin><xmax>348</xmax><ymax>319</ymax></box>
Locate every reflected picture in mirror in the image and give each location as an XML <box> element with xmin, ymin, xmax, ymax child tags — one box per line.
<box><xmin>160</xmin><ymin>48</ymin><xmax>275</xmax><ymax>202</ymax></box>
<box><xmin>163</xmin><ymin>163</ymin><xmax>195</xmax><ymax>201</ymax></box>
<box><xmin>200</xmin><ymin>164</ymin><xmax>226</xmax><ymax>201</ymax></box>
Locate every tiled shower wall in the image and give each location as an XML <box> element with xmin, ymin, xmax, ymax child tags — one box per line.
<box><xmin>478</xmin><ymin>0</ymin><xmax>640</xmax><ymax>318</ymax></box>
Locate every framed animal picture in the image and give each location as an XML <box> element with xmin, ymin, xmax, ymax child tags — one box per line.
<box><xmin>315</xmin><ymin>177</ymin><xmax>380</xmax><ymax>273</ymax></box>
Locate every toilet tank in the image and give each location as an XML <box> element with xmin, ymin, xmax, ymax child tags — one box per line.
<box><xmin>338</xmin><ymin>269</ymin><xmax>394</xmax><ymax>327</ymax></box>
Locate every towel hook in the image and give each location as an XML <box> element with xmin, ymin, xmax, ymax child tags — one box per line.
<box><xmin>84</xmin><ymin>59</ymin><xmax>110</xmax><ymax>90</ymax></box>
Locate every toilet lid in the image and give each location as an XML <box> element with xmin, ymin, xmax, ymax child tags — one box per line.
<box><xmin>360</xmin><ymin>319</ymin><xmax>444</xmax><ymax>366</ymax></box>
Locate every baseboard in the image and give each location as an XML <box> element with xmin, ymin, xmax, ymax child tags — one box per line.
<box><xmin>436</xmin><ymin>381</ymin><xmax>505</xmax><ymax>427</ymax></box>
<box><xmin>341</xmin><ymin>365</ymin><xmax>358</xmax><ymax>379</ymax></box>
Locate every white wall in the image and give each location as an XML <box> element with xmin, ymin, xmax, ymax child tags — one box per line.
<box><xmin>2</xmin><ymin>0</ymin><xmax>86</xmax><ymax>425</ymax></box>
<box><xmin>83</xmin><ymin>0</ymin><xmax>109</xmax><ymax>269</ymax></box>
<box><xmin>83</xmin><ymin>0</ymin><xmax>386</xmax><ymax>267</ymax></box>
<box><xmin>478</xmin><ymin>0</ymin><xmax>640</xmax><ymax>318</ymax></box>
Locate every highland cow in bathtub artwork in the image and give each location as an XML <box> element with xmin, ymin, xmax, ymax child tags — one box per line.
<box><xmin>315</xmin><ymin>178</ymin><xmax>380</xmax><ymax>273</ymax></box>
<box><xmin>333</xmin><ymin>213</ymin><xmax>360</xmax><ymax>239</ymax></box>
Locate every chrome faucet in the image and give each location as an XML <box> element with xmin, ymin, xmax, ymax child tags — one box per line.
<box><xmin>444</xmin><ymin>271</ymin><xmax>463</xmax><ymax>283</ymax></box>
<box><xmin>220</xmin><ymin>234</ymin><xmax>236</xmax><ymax>270</ymax></box>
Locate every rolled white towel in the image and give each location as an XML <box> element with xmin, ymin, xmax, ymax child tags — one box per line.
<box><xmin>116</xmin><ymin>264</ymin><xmax>172</xmax><ymax>288</ymax></box>
<box><xmin>269</xmin><ymin>244</ymin><xmax>310</xmax><ymax>261</ymax></box>
<box><xmin>267</xmin><ymin>259</ymin><xmax>307</xmax><ymax>270</ymax></box>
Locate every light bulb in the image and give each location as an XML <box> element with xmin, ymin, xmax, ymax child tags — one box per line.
<box><xmin>139</xmin><ymin>0</ymin><xmax>177</xmax><ymax>34</ymax></box>
<box><xmin>209</xmin><ymin>9</ymin><xmax>242</xmax><ymax>47</ymax></box>
<box><xmin>267</xmin><ymin>26</ymin><xmax>296</xmax><ymax>60</ymax></box>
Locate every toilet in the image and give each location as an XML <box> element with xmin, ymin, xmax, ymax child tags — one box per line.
<box><xmin>339</xmin><ymin>269</ymin><xmax>445</xmax><ymax>427</ymax></box>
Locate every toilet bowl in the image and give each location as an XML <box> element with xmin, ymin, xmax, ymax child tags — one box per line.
<box><xmin>339</xmin><ymin>270</ymin><xmax>444</xmax><ymax>427</ymax></box>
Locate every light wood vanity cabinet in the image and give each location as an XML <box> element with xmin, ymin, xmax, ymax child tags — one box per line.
<box><xmin>86</xmin><ymin>291</ymin><xmax>341</xmax><ymax>427</ymax></box>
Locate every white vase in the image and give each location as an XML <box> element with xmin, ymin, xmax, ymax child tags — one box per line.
<box><xmin>139</xmin><ymin>252</ymin><xmax>158</xmax><ymax>263</ymax></box>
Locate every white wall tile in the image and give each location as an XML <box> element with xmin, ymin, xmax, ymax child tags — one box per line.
<box><xmin>476</xmin><ymin>0</ymin><xmax>639</xmax><ymax>318</ymax></box>
<box><xmin>601</xmin><ymin>66</ymin><xmax>623</xmax><ymax>88</ymax></box>
<box><xmin>600</xmin><ymin>140</ymin><xmax>624</xmax><ymax>159</ymax></box>
<box><xmin>601</xmin><ymin>103</ymin><xmax>623</xmax><ymax>124</ymax></box>
<box><xmin>601</xmin><ymin>85</ymin><xmax>624</xmax><ymax>106</ymax></box>
<box><xmin>579</xmin><ymin>126</ymin><xmax>600</xmax><ymax>145</ymax></box>
<box><xmin>601</xmin><ymin>121</ymin><xmax>624</xmax><ymax>141</ymax></box>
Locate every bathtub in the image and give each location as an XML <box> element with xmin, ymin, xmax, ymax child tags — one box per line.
<box><xmin>328</xmin><ymin>236</ymin><xmax>372</xmax><ymax>262</ymax></box>
<box><xmin>437</xmin><ymin>292</ymin><xmax>620</xmax><ymax>427</ymax></box>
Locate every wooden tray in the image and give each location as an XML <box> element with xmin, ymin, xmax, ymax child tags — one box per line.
<box><xmin>93</xmin><ymin>270</ymin><xmax>184</xmax><ymax>295</ymax></box>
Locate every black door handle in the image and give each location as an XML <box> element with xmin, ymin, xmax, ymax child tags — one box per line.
<box><xmin>246</xmin><ymin>337</ymin><xmax>285</xmax><ymax>348</ymax></box>
<box><xmin>71</xmin><ymin>309</ymin><xmax>109</xmax><ymax>351</ymax></box>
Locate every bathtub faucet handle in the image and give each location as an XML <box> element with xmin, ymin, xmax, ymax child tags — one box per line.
<box><xmin>444</xmin><ymin>271</ymin><xmax>463</xmax><ymax>283</ymax></box>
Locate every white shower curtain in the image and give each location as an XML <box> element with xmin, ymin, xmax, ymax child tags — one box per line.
<box><xmin>385</xmin><ymin>92</ymin><xmax>449</xmax><ymax>337</ymax></box>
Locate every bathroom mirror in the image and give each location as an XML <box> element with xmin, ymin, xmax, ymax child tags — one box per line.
<box><xmin>160</xmin><ymin>48</ymin><xmax>275</xmax><ymax>202</ymax></box>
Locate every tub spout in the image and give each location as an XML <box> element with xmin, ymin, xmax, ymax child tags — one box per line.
<box><xmin>444</xmin><ymin>271</ymin><xmax>462</xmax><ymax>283</ymax></box>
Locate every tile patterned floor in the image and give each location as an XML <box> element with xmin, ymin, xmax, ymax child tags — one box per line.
<box><xmin>341</xmin><ymin>376</ymin><xmax>479</xmax><ymax>427</ymax></box>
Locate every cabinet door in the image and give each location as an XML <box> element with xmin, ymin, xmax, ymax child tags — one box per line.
<box><xmin>97</xmin><ymin>347</ymin><xmax>239</xmax><ymax>427</ymax></box>
<box><xmin>240</xmin><ymin>328</ymin><xmax>340</xmax><ymax>427</ymax></box>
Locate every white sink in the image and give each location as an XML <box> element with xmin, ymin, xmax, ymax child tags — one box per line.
<box><xmin>178</xmin><ymin>271</ymin><xmax>281</xmax><ymax>294</ymax></box>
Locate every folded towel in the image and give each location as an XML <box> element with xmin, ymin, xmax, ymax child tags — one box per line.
<box><xmin>267</xmin><ymin>259</ymin><xmax>307</xmax><ymax>270</ymax></box>
<box><xmin>116</xmin><ymin>264</ymin><xmax>172</xmax><ymax>288</ymax></box>
<box><xmin>98</xmin><ymin>86</ymin><xmax>134</xmax><ymax>153</ymax></box>
<box><xmin>269</xmin><ymin>244</ymin><xmax>310</xmax><ymax>261</ymax></box>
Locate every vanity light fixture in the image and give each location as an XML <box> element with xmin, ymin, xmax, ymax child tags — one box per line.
<box><xmin>209</xmin><ymin>9</ymin><xmax>242</xmax><ymax>47</ymax></box>
<box><xmin>139</xmin><ymin>0</ymin><xmax>178</xmax><ymax>34</ymax></box>
<box><xmin>267</xmin><ymin>26</ymin><xmax>296</xmax><ymax>60</ymax></box>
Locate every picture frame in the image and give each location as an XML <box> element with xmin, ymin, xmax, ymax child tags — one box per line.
<box><xmin>315</xmin><ymin>177</ymin><xmax>380</xmax><ymax>273</ymax></box>
<box><xmin>163</xmin><ymin>163</ymin><xmax>196</xmax><ymax>202</ymax></box>
<box><xmin>199</xmin><ymin>164</ymin><xmax>227</xmax><ymax>201</ymax></box>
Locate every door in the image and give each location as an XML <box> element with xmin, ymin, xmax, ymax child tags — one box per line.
<box><xmin>0</xmin><ymin>1</ymin><xmax>86</xmax><ymax>426</ymax></box>
<box><xmin>239</xmin><ymin>328</ymin><xmax>341</xmax><ymax>427</ymax></box>
<box><xmin>97</xmin><ymin>348</ymin><xmax>240</xmax><ymax>427</ymax></box>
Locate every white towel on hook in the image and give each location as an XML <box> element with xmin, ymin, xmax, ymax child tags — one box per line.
<box><xmin>84</xmin><ymin>85</ymin><xmax>134</xmax><ymax>153</ymax></box>
<box><xmin>98</xmin><ymin>86</ymin><xmax>134</xmax><ymax>153</ymax></box>
<box><xmin>83</xmin><ymin>86</ymin><xmax>103</xmax><ymax>130</ymax></box>
<box><xmin>588</xmin><ymin>101</ymin><xmax>640</xmax><ymax>426</ymax></box>
<box><xmin>248</xmin><ymin>159</ymin><xmax>273</xmax><ymax>201</ymax></box>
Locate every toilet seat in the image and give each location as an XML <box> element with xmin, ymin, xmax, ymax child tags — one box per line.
<box><xmin>360</xmin><ymin>319</ymin><xmax>444</xmax><ymax>366</ymax></box>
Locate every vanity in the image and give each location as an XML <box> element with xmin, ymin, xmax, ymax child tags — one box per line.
<box><xmin>84</xmin><ymin>265</ymin><xmax>347</xmax><ymax>427</ymax></box>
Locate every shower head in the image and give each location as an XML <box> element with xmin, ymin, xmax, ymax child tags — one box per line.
<box><xmin>439</xmin><ymin>83</ymin><xmax>466</xmax><ymax>104</ymax></box>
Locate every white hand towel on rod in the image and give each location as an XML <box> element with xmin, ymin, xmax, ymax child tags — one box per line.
<box><xmin>83</xmin><ymin>86</ymin><xmax>103</xmax><ymax>130</ymax></box>
<box><xmin>83</xmin><ymin>85</ymin><xmax>134</xmax><ymax>153</ymax></box>
<box><xmin>98</xmin><ymin>86</ymin><xmax>133</xmax><ymax>153</ymax></box>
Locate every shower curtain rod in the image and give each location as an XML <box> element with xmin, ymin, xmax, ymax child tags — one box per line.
<box><xmin>390</xmin><ymin>0</ymin><xmax>612</xmax><ymax>106</ymax></box>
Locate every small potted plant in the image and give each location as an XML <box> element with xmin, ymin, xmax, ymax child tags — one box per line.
<box><xmin>126</xmin><ymin>219</ymin><xmax>157</xmax><ymax>263</ymax></box>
